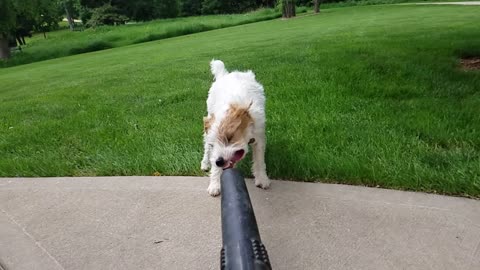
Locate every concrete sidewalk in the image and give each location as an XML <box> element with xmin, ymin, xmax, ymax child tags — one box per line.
<box><xmin>0</xmin><ymin>177</ymin><xmax>479</xmax><ymax>270</ymax></box>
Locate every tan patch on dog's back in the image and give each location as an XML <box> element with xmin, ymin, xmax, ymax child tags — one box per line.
<box><xmin>203</xmin><ymin>114</ymin><xmax>215</xmax><ymax>133</ymax></box>
<box><xmin>218</xmin><ymin>104</ymin><xmax>253</xmax><ymax>144</ymax></box>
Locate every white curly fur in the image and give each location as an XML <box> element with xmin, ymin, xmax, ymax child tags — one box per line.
<box><xmin>202</xmin><ymin>60</ymin><xmax>270</xmax><ymax>196</ymax></box>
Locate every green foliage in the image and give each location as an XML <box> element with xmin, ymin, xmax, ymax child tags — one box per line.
<box><xmin>78</xmin><ymin>5</ymin><xmax>93</xmax><ymax>24</ymax></box>
<box><xmin>0</xmin><ymin>0</ymin><xmax>16</xmax><ymax>37</ymax></box>
<box><xmin>79</xmin><ymin>0</ymin><xmax>107</xmax><ymax>8</ymax></box>
<box><xmin>275</xmin><ymin>0</ymin><xmax>283</xmax><ymax>11</ymax></box>
<box><xmin>296</xmin><ymin>0</ymin><xmax>313</xmax><ymax>6</ymax></box>
<box><xmin>34</xmin><ymin>0</ymin><xmax>63</xmax><ymax>32</ymax></box>
<box><xmin>180</xmin><ymin>0</ymin><xmax>203</xmax><ymax>16</ymax></box>
<box><xmin>201</xmin><ymin>0</ymin><xmax>258</xmax><ymax>14</ymax></box>
<box><xmin>85</xmin><ymin>3</ymin><xmax>129</xmax><ymax>28</ymax></box>
<box><xmin>200</xmin><ymin>0</ymin><xmax>223</xmax><ymax>14</ymax></box>
<box><xmin>14</xmin><ymin>11</ymin><xmax>35</xmax><ymax>37</ymax></box>
<box><xmin>156</xmin><ymin>0</ymin><xmax>179</xmax><ymax>18</ymax></box>
<box><xmin>258</xmin><ymin>0</ymin><xmax>277</xmax><ymax>7</ymax></box>
<box><xmin>76</xmin><ymin>0</ymin><xmax>281</xmax><ymax>21</ymax></box>
<box><xmin>79</xmin><ymin>0</ymin><xmax>179</xmax><ymax>22</ymax></box>
<box><xmin>1</xmin><ymin>0</ymin><xmax>63</xmax><ymax>37</ymax></box>
<box><xmin>119</xmin><ymin>1</ymin><xmax>160</xmax><ymax>21</ymax></box>
<box><xmin>62</xmin><ymin>0</ymin><xmax>81</xmax><ymax>18</ymax></box>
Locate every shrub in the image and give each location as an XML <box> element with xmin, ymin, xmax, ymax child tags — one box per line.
<box><xmin>180</xmin><ymin>0</ymin><xmax>203</xmax><ymax>16</ymax></box>
<box><xmin>85</xmin><ymin>4</ymin><xmax>129</xmax><ymax>28</ymax></box>
<box><xmin>156</xmin><ymin>0</ymin><xmax>179</xmax><ymax>19</ymax></box>
<box><xmin>201</xmin><ymin>0</ymin><xmax>258</xmax><ymax>14</ymax></box>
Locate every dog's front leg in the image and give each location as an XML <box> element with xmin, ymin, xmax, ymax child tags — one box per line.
<box><xmin>201</xmin><ymin>134</ymin><xmax>211</xmax><ymax>171</ymax></box>
<box><xmin>207</xmin><ymin>165</ymin><xmax>222</xmax><ymax>196</ymax></box>
<box><xmin>252</xmin><ymin>134</ymin><xmax>271</xmax><ymax>189</ymax></box>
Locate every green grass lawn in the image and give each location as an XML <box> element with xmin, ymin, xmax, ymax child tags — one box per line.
<box><xmin>1</xmin><ymin>5</ymin><xmax>479</xmax><ymax>197</ymax></box>
<box><xmin>321</xmin><ymin>0</ymin><xmax>479</xmax><ymax>8</ymax></box>
<box><xmin>1</xmin><ymin>8</ymin><xmax>281</xmax><ymax>67</ymax></box>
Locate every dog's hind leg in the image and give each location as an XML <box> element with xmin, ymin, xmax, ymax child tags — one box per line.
<box><xmin>252</xmin><ymin>133</ymin><xmax>271</xmax><ymax>189</ymax></box>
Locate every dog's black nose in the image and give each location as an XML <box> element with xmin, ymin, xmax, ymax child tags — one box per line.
<box><xmin>215</xmin><ymin>157</ymin><xmax>225</xmax><ymax>167</ymax></box>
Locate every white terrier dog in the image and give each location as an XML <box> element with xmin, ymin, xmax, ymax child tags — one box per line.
<box><xmin>201</xmin><ymin>60</ymin><xmax>271</xmax><ymax>196</ymax></box>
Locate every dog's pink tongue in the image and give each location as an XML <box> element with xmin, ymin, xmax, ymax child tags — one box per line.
<box><xmin>232</xmin><ymin>150</ymin><xmax>245</xmax><ymax>162</ymax></box>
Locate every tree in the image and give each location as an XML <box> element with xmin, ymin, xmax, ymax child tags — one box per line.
<box><xmin>34</xmin><ymin>0</ymin><xmax>63</xmax><ymax>37</ymax></box>
<box><xmin>14</xmin><ymin>11</ymin><xmax>35</xmax><ymax>45</ymax></box>
<box><xmin>180</xmin><ymin>0</ymin><xmax>202</xmax><ymax>16</ymax></box>
<box><xmin>1</xmin><ymin>0</ymin><xmax>37</xmax><ymax>57</ymax></box>
<box><xmin>79</xmin><ymin>0</ymin><xmax>179</xmax><ymax>23</ymax></box>
<box><xmin>79</xmin><ymin>0</ymin><xmax>108</xmax><ymax>8</ymax></box>
<box><xmin>1</xmin><ymin>0</ymin><xmax>62</xmax><ymax>59</ymax></box>
<box><xmin>85</xmin><ymin>3</ymin><xmax>128</xmax><ymax>28</ymax></box>
<box><xmin>196</xmin><ymin>0</ymin><xmax>267</xmax><ymax>14</ymax></box>
<box><xmin>0</xmin><ymin>0</ymin><xmax>16</xmax><ymax>59</ymax></box>
<box><xmin>78</xmin><ymin>5</ymin><xmax>93</xmax><ymax>24</ymax></box>
<box><xmin>256</xmin><ymin>0</ymin><xmax>276</xmax><ymax>8</ymax></box>
<box><xmin>201</xmin><ymin>0</ymin><xmax>223</xmax><ymax>14</ymax></box>
<box><xmin>314</xmin><ymin>0</ymin><xmax>320</xmax><ymax>13</ymax></box>
<box><xmin>281</xmin><ymin>0</ymin><xmax>296</xmax><ymax>18</ymax></box>
<box><xmin>201</xmin><ymin>0</ymin><xmax>257</xmax><ymax>14</ymax></box>
<box><xmin>155</xmin><ymin>0</ymin><xmax>179</xmax><ymax>19</ymax></box>
<box><xmin>62</xmin><ymin>0</ymin><xmax>77</xmax><ymax>31</ymax></box>
<box><xmin>296</xmin><ymin>0</ymin><xmax>312</xmax><ymax>6</ymax></box>
<box><xmin>78</xmin><ymin>0</ymin><xmax>106</xmax><ymax>23</ymax></box>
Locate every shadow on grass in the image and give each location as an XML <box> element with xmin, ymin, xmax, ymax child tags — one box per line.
<box><xmin>69</xmin><ymin>40</ymin><xmax>114</xmax><ymax>54</ymax></box>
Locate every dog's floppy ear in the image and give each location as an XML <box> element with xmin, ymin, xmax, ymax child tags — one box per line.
<box><xmin>203</xmin><ymin>114</ymin><xmax>215</xmax><ymax>133</ymax></box>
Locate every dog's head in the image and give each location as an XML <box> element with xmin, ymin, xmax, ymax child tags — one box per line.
<box><xmin>205</xmin><ymin>103</ymin><xmax>254</xmax><ymax>170</ymax></box>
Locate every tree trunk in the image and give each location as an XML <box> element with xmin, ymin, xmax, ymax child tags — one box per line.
<box><xmin>314</xmin><ymin>0</ymin><xmax>320</xmax><ymax>13</ymax></box>
<box><xmin>64</xmin><ymin>1</ymin><xmax>75</xmax><ymax>31</ymax></box>
<box><xmin>282</xmin><ymin>0</ymin><xmax>296</xmax><ymax>18</ymax></box>
<box><xmin>0</xmin><ymin>37</ymin><xmax>11</xmax><ymax>60</ymax></box>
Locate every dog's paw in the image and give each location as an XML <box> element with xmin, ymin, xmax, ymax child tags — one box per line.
<box><xmin>201</xmin><ymin>160</ymin><xmax>210</xmax><ymax>172</ymax></box>
<box><xmin>207</xmin><ymin>183</ymin><xmax>221</xmax><ymax>197</ymax></box>
<box><xmin>255</xmin><ymin>176</ymin><xmax>271</xmax><ymax>189</ymax></box>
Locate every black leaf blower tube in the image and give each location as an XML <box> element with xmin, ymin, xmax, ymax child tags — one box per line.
<box><xmin>220</xmin><ymin>168</ymin><xmax>272</xmax><ymax>270</ymax></box>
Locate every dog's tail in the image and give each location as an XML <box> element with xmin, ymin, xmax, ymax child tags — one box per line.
<box><xmin>210</xmin><ymin>59</ymin><xmax>228</xmax><ymax>80</ymax></box>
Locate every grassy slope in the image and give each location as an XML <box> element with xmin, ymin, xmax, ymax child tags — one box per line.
<box><xmin>1</xmin><ymin>9</ymin><xmax>281</xmax><ymax>67</ymax></box>
<box><xmin>0</xmin><ymin>5</ymin><xmax>479</xmax><ymax>197</ymax></box>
